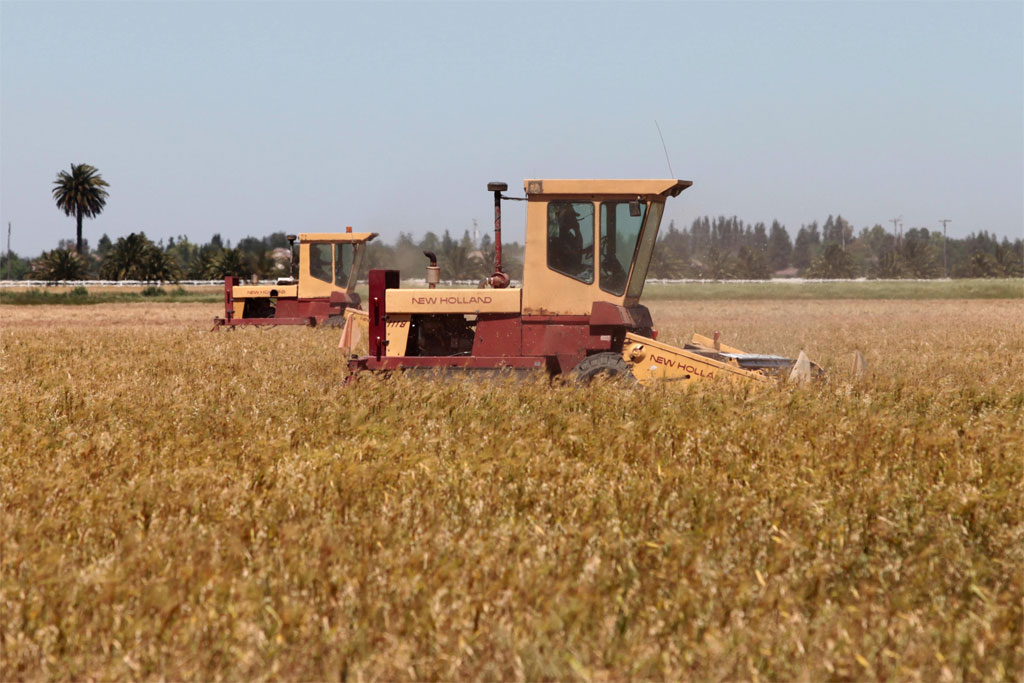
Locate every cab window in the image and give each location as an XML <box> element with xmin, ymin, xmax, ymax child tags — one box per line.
<box><xmin>547</xmin><ymin>201</ymin><xmax>594</xmax><ymax>284</ymax></box>
<box><xmin>309</xmin><ymin>244</ymin><xmax>333</xmax><ymax>283</ymax></box>
<box><xmin>600</xmin><ymin>201</ymin><xmax>646</xmax><ymax>296</ymax></box>
<box><xmin>335</xmin><ymin>243</ymin><xmax>354</xmax><ymax>286</ymax></box>
<box><xmin>625</xmin><ymin>202</ymin><xmax>665</xmax><ymax>299</ymax></box>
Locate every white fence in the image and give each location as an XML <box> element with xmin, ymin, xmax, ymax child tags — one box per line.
<box><xmin>0</xmin><ymin>277</ymin><xmax>960</xmax><ymax>288</ymax></box>
<box><xmin>0</xmin><ymin>280</ymin><xmax>229</xmax><ymax>287</ymax></box>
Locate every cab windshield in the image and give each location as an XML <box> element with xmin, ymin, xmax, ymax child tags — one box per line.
<box><xmin>625</xmin><ymin>202</ymin><xmax>665</xmax><ymax>299</ymax></box>
<box><xmin>335</xmin><ymin>243</ymin><xmax>354</xmax><ymax>287</ymax></box>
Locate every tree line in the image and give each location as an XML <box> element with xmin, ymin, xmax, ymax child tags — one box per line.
<box><xmin>648</xmin><ymin>215</ymin><xmax>1022</xmax><ymax>279</ymax></box>
<box><xmin>5</xmin><ymin>219</ymin><xmax>1021</xmax><ymax>283</ymax></box>
<box><xmin>3</xmin><ymin>163</ymin><xmax>1020</xmax><ymax>281</ymax></box>
<box><xmin>2</xmin><ymin>229</ymin><xmax>526</xmax><ymax>283</ymax></box>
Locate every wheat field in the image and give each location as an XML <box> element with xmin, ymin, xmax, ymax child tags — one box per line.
<box><xmin>2</xmin><ymin>299</ymin><xmax>1022</xmax><ymax>680</ymax></box>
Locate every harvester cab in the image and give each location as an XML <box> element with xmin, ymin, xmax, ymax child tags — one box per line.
<box><xmin>343</xmin><ymin>180</ymin><xmax>819</xmax><ymax>384</ymax></box>
<box><xmin>214</xmin><ymin>229</ymin><xmax>377</xmax><ymax>328</ymax></box>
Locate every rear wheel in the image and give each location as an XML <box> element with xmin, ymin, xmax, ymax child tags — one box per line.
<box><xmin>569</xmin><ymin>352</ymin><xmax>637</xmax><ymax>385</ymax></box>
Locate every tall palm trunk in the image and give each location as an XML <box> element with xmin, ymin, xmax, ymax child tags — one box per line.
<box><xmin>76</xmin><ymin>207</ymin><xmax>83</xmax><ymax>254</ymax></box>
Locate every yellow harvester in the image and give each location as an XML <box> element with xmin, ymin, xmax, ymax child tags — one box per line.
<box><xmin>342</xmin><ymin>180</ymin><xmax>819</xmax><ymax>385</ymax></box>
<box><xmin>214</xmin><ymin>228</ymin><xmax>377</xmax><ymax>328</ymax></box>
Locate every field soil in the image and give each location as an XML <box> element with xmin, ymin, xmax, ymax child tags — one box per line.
<box><xmin>2</xmin><ymin>299</ymin><xmax>1022</xmax><ymax>680</ymax></box>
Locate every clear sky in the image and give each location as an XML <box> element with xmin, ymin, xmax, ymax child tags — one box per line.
<box><xmin>2</xmin><ymin>1</ymin><xmax>1022</xmax><ymax>256</ymax></box>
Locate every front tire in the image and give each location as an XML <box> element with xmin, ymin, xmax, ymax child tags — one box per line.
<box><xmin>569</xmin><ymin>352</ymin><xmax>637</xmax><ymax>385</ymax></box>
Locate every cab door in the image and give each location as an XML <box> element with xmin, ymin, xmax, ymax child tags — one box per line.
<box><xmin>298</xmin><ymin>242</ymin><xmax>338</xmax><ymax>299</ymax></box>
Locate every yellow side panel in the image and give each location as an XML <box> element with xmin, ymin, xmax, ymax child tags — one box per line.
<box><xmin>623</xmin><ymin>333</ymin><xmax>768</xmax><ymax>386</ymax></box>
<box><xmin>386</xmin><ymin>314</ymin><xmax>412</xmax><ymax>356</ymax></box>
<box><xmin>386</xmin><ymin>288</ymin><xmax>521</xmax><ymax>314</ymax></box>
<box><xmin>232</xmin><ymin>284</ymin><xmax>298</xmax><ymax>299</ymax></box>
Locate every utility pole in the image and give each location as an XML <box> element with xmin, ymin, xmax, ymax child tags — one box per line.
<box><xmin>890</xmin><ymin>217</ymin><xmax>902</xmax><ymax>246</ymax></box>
<box><xmin>6</xmin><ymin>222</ymin><xmax>11</xmax><ymax>281</ymax></box>
<box><xmin>939</xmin><ymin>219</ymin><xmax>951</xmax><ymax>278</ymax></box>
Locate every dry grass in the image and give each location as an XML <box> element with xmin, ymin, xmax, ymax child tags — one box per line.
<box><xmin>2</xmin><ymin>299</ymin><xmax>1022</xmax><ymax>680</ymax></box>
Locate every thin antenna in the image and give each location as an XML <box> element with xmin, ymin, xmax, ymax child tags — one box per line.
<box><xmin>655</xmin><ymin>120</ymin><xmax>675</xmax><ymax>178</ymax></box>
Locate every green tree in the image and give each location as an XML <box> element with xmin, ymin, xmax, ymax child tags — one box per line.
<box><xmin>767</xmin><ymin>220</ymin><xmax>792</xmax><ymax>271</ymax></box>
<box><xmin>208</xmin><ymin>248</ymin><xmax>246</xmax><ymax>279</ymax></box>
<box><xmin>100</xmin><ymin>233</ymin><xmax>150</xmax><ymax>280</ymax></box>
<box><xmin>438</xmin><ymin>231</ymin><xmax>486</xmax><ymax>281</ymax></box>
<box><xmin>140</xmin><ymin>247</ymin><xmax>181</xmax><ymax>282</ymax></box>
<box><xmin>792</xmin><ymin>223</ymin><xmax>820</xmax><ymax>271</ymax></box>
<box><xmin>870</xmin><ymin>250</ymin><xmax>905</xmax><ymax>279</ymax></box>
<box><xmin>751</xmin><ymin>222</ymin><xmax>769</xmax><ymax>253</ymax></box>
<box><xmin>900</xmin><ymin>238</ymin><xmax>940</xmax><ymax>278</ymax></box>
<box><xmin>52</xmin><ymin>164</ymin><xmax>109</xmax><ymax>255</ymax></box>
<box><xmin>805</xmin><ymin>244</ymin><xmax>855</xmax><ymax>279</ymax></box>
<box><xmin>100</xmin><ymin>233</ymin><xmax>180</xmax><ymax>282</ymax></box>
<box><xmin>648</xmin><ymin>243</ymin><xmax>689</xmax><ymax>279</ymax></box>
<box><xmin>248</xmin><ymin>250</ymin><xmax>282</xmax><ymax>279</ymax></box>
<box><xmin>1</xmin><ymin>251</ymin><xmax>32</xmax><ymax>280</ymax></box>
<box><xmin>736</xmin><ymin>245</ymin><xmax>771</xmax><ymax>279</ymax></box>
<box><xmin>967</xmin><ymin>252</ymin><xmax>998</xmax><ymax>277</ymax></box>
<box><xmin>994</xmin><ymin>240</ymin><xmax>1024</xmax><ymax>277</ymax></box>
<box><xmin>190</xmin><ymin>249</ymin><xmax>219</xmax><ymax>280</ymax></box>
<box><xmin>697</xmin><ymin>246</ymin><xmax>735</xmax><ymax>280</ymax></box>
<box><xmin>95</xmin><ymin>234</ymin><xmax>113</xmax><ymax>259</ymax></box>
<box><xmin>30</xmin><ymin>248</ymin><xmax>88</xmax><ymax>281</ymax></box>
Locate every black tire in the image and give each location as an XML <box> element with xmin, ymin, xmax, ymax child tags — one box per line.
<box><xmin>569</xmin><ymin>352</ymin><xmax>637</xmax><ymax>385</ymax></box>
<box><xmin>321</xmin><ymin>314</ymin><xmax>347</xmax><ymax>329</ymax></box>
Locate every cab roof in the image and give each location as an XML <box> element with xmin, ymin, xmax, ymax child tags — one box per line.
<box><xmin>523</xmin><ymin>179</ymin><xmax>693</xmax><ymax>198</ymax></box>
<box><xmin>297</xmin><ymin>232</ymin><xmax>378</xmax><ymax>243</ymax></box>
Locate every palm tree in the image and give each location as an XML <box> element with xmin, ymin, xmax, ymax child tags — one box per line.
<box><xmin>52</xmin><ymin>164</ymin><xmax>110</xmax><ymax>255</ymax></box>
<box><xmin>99</xmin><ymin>232</ymin><xmax>179</xmax><ymax>282</ymax></box>
<box><xmin>30</xmin><ymin>249</ymin><xmax>88</xmax><ymax>281</ymax></box>
<box><xmin>100</xmin><ymin>233</ymin><xmax>151</xmax><ymax>280</ymax></box>
<box><xmin>207</xmin><ymin>248</ymin><xmax>246</xmax><ymax>279</ymax></box>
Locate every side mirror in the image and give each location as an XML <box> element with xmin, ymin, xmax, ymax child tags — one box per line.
<box><xmin>629</xmin><ymin>200</ymin><xmax>642</xmax><ymax>217</ymax></box>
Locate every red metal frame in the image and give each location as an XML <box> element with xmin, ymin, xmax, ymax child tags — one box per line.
<box><xmin>359</xmin><ymin>356</ymin><xmax>548</xmax><ymax>370</ymax></box>
<box><xmin>347</xmin><ymin>269</ymin><xmax>652</xmax><ymax>376</ymax></box>
<box><xmin>214</xmin><ymin>277</ymin><xmax>362</xmax><ymax>329</ymax></box>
